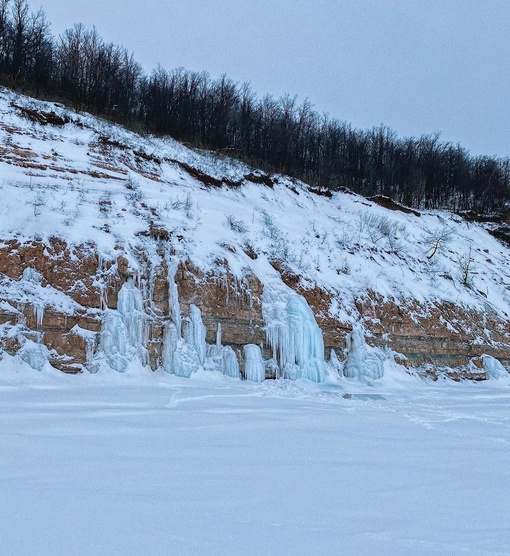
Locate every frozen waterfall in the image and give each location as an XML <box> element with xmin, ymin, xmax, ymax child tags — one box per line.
<box><xmin>343</xmin><ymin>326</ymin><xmax>384</xmax><ymax>380</ymax></box>
<box><xmin>162</xmin><ymin>257</ymin><xmax>244</xmax><ymax>379</ymax></box>
<box><xmin>162</xmin><ymin>322</ymin><xmax>202</xmax><ymax>378</ymax></box>
<box><xmin>162</xmin><ymin>258</ymin><xmax>208</xmax><ymax>377</ymax></box>
<box><xmin>184</xmin><ymin>304</ymin><xmax>207</xmax><ymax>366</ymax></box>
<box><xmin>100</xmin><ymin>278</ymin><xmax>147</xmax><ymax>372</ymax></box>
<box><xmin>263</xmin><ymin>282</ymin><xmax>325</xmax><ymax>382</ymax></box>
<box><xmin>243</xmin><ymin>344</ymin><xmax>265</xmax><ymax>382</ymax></box>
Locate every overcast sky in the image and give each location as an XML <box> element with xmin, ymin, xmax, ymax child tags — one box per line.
<box><xmin>35</xmin><ymin>0</ymin><xmax>510</xmax><ymax>157</ymax></box>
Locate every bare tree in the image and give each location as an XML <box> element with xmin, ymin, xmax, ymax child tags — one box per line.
<box><xmin>457</xmin><ymin>245</ymin><xmax>474</xmax><ymax>288</ymax></box>
<box><xmin>423</xmin><ymin>226</ymin><xmax>455</xmax><ymax>259</ymax></box>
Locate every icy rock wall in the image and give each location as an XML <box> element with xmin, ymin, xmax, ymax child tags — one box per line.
<box><xmin>243</xmin><ymin>344</ymin><xmax>265</xmax><ymax>382</ymax></box>
<box><xmin>162</xmin><ymin>259</ymin><xmax>208</xmax><ymax>377</ymax></box>
<box><xmin>22</xmin><ymin>268</ymin><xmax>45</xmax><ymax>328</ymax></box>
<box><xmin>100</xmin><ymin>278</ymin><xmax>147</xmax><ymax>372</ymax></box>
<box><xmin>343</xmin><ymin>326</ymin><xmax>384</xmax><ymax>380</ymax></box>
<box><xmin>263</xmin><ymin>283</ymin><xmax>325</xmax><ymax>382</ymax></box>
<box><xmin>162</xmin><ymin>259</ymin><xmax>242</xmax><ymax>379</ymax></box>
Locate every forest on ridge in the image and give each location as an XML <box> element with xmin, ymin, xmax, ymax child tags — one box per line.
<box><xmin>1</xmin><ymin>0</ymin><xmax>509</xmax><ymax>214</ymax></box>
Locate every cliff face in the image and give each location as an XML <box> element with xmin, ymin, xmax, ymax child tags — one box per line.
<box><xmin>1</xmin><ymin>88</ymin><xmax>510</xmax><ymax>381</ymax></box>
<box><xmin>0</xmin><ymin>239</ymin><xmax>266</xmax><ymax>374</ymax></box>
<box><xmin>1</xmin><ymin>237</ymin><xmax>509</xmax><ymax>379</ymax></box>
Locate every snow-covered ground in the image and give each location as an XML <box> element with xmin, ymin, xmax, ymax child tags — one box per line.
<box><xmin>1</xmin><ymin>362</ymin><xmax>509</xmax><ymax>555</ymax></box>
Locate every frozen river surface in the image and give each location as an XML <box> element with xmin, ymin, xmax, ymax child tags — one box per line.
<box><xmin>1</xmin><ymin>365</ymin><xmax>509</xmax><ymax>555</ymax></box>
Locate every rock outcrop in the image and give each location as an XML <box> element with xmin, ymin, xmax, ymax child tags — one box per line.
<box><xmin>1</xmin><ymin>237</ymin><xmax>509</xmax><ymax>379</ymax></box>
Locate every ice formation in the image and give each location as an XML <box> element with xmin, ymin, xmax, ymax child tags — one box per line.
<box><xmin>162</xmin><ymin>260</ymin><xmax>242</xmax><ymax>378</ymax></box>
<box><xmin>263</xmin><ymin>283</ymin><xmax>325</xmax><ymax>382</ymax></box>
<box><xmin>162</xmin><ymin>259</ymin><xmax>207</xmax><ymax>377</ymax></box>
<box><xmin>328</xmin><ymin>349</ymin><xmax>343</xmax><ymax>376</ymax></box>
<box><xmin>101</xmin><ymin>310</ymin><xmax>128</xmax><ymax>372</ymax></box>
<box><xmin>243</xmin><ymin>344</ymin><xmax>265</xmax><ymax>382</ymax></box>
<box><xmin>21</xmin><ymin>268</ymin><xmax>45</xmax><ymax>328</ymax></box>
<box><xmin>117</xmin><ymin>277</ymin><xmax>147</xmax><ymax>348</ymax></box>
<box><xmin>343</xmin><ymin>326</ymin><xmax>384</xmax><ymax>380</ymax></box>
<box><xmin>163</xmin><ymin>322</ymin><xmax>201</xmax><ymax>378</ymax></box>
<box><xmin>206</xmin><ymin>322</ymin><xmax>240</xmax><ymax>378</ymax></box>
<box><xmin>481</xmin><ymin>354</ymin><xmax>508</xmax><ymax>379</ymax></box>
<box><xmin>184</xmin><ymin>304</ymin><xmax>207</xmax><ymax>366</ymax></box>
<box><xmin>70</xmin><ymin>325</ymin><xmax>96</xmax><ymax>370</ymax></box>
<box><xmin>163</xmin><ymin>304</ymin><xmax>206</xmax><ymax>377</ymax></box>
<box><xmin>167</xmin><ymin>258</ymin><xmax>182</xmax><ymax>336</ymax></box>
<box><xmin>207</xmin><ymin>343</ymin><xmax>240</xmax><ymax>378</ymax></box>
<box><xmin>100</xmin><ymin>278</ymin><xmax>147</xmax><ymax>372</ymax></box>
<box><xmin>19</xmin><ymin>339</ymin><xmax>49</xmax><ymax>371</ymax></box>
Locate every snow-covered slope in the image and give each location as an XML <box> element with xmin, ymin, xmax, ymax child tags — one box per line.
<box><xmin>1</xmin><ymin>87</ymin><xmax>510</xmax><ymax>381</ymax></box>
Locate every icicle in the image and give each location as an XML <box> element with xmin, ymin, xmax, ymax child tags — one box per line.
<box><xmin>162</xmin><ymin>322</ymin><xmax>200</xmax><ymax>378</ymax></box>
<box><xmin>21</xmin><ymin>270</ymin><xmax>45</xmax><ymax>328</ymax></box>
<box><xmin>85</xmin><ymin>337</ymin><xmax>95</xmax><ymax>368</ymax></box>
<box><xmin>220</xmin><ymin>346</ymin><xmax>240</xmax><ymax>378</ymax></box>
<box><xmin>101</xmin><ymin>310</ymin><xmax>128</xmax><ymax>372</ymax></box>
<box><xmin>162</xmin><ymin>256</ymin><xmax>238</xmax><ymax>379</ymax></box>
<box><xmin>99</xmin><ymin>279</ymin><xmax>148</xmax><ymax>372</ymax></box>
<box><xmin>263</xmin><ymin>283</ymin><xmax>325</xmax><ymax>382</ymax></box>
<box><xmin>216</xmin><ymin>322</ymin><xmax>222</xmax><ymax>349</ymax></box>
<box><xmin>206</xmin><ymin>324</ymin><xmax>240</xmax><ymax>379</ymax></box>
<box><xmin>184</xmin><ymin>304</ymin><xmax>206</xmax><ymax>366</ymax></box>
<box><xmin>162</xmin><ymin>257</ymin><xmax>205</xmax><ymax>378</ymax></box>
<box><xmin>166</xmin><ymin>257</ymin><xmax>182</xmax><ymax>336</ymax></box>
<box><xmin>244</xmin><ymin>344</ymin><xmax>265</xmax><ymax>382</ymax></box>
<box><xmin>33</xmin><ymin>303</ymin><xmax>45</xmax><ymax>329</ymax></box>
<box><xmin>343</xmin><ymin>326</ymin><xmax>384</xmax><ymax>380</ymax></box>
<box><xmin>117</xmin><ymin>277</ymin><xmax>146</xmax><ymax>348</ymax></box>
<box><xmin>70</xmin><ymin>325</ymin><xmax>97</xmax><ymax>373</ymax></box>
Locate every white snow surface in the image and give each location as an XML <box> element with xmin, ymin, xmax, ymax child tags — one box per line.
<box><xmin>1</xmin><ymin>363</ymin><xmax>510</xmax><ymax>556</ymax></box>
